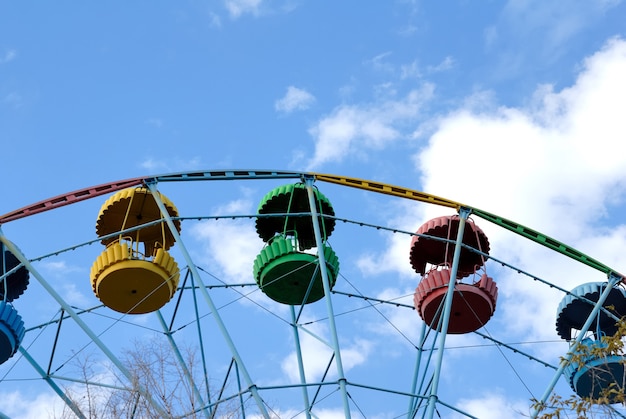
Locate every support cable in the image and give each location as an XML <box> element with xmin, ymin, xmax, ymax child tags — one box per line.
<box><xmin>425</xmin><ymin>207</ymin><xmax>471</xmax><ymax>419</ymax></box>
<box><xmin>0</xmin><ymin>228</ymin><xmax>171</xmax><ymax>417</ymax></box>
<box><xmin>530</xmin><ymin>272</ymin><xmax>624</xmax><ymax>418</ymax></box>
<box><xmin>146</xmin><ymin>182</ymin><xmax>270</xmax><ymax>418</ymax></box>
<box><xmin>304</xmin><ymin>175</ymin><xmax>352</xmax><ymax>418</ymax></box>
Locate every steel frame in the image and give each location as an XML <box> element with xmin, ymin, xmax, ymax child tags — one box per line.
<box><xmin>0</xmin><ymin>169</ymin><xmax>623</xmax><ymax>418</ymax></box>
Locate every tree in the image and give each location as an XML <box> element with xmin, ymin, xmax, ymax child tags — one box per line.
<box><xmin>55</xmin><ymin>337</ymin><xmax>245</xmax><ymax>419</ymax></box>
<box><xmin>533</xmin><ymin>318</ymin><xmax>626</xmax><ymax>418</ymax></box>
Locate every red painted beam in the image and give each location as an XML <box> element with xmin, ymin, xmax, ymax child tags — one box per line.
<box><xmin>0</xmin><ymin>177</ymin><xmax>145</xmax><ymax>224</ymax></box>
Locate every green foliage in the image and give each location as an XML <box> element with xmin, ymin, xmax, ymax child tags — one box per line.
<box><xmin>532</xmin><ymin>317</ymin><xmax>626</xmax><ymax>418</ymax></box>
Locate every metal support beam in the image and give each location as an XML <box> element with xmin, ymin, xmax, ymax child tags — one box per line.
<box><xmin>530</xmin><ymin>273</ymin><xmax>623</xmax><ymax>418</ymax></box>
<box><xmin>290</xmin><ymin>306</ymin><xmax>312</xmax><ymax>418</ymax></box>
<box><xmin>145</xmin><ymin>182</ymin><xmax>270</xmax><ymax>418</ymax></box>
<box><xmin>0</xmin><ymin>178</ymin><xmax>144</xmax><ymax>224</ymax></box>
<box><xmin>156</xmin><ymin>310</ymin><xmax>210</xmax><ymax>418</ymax></box>
<box><xmin>407</xmin><ymin>322</ymin><xmax>427</xmax><ymax>417</ymax></box>
<box><xmin>189</xmin><ymin>270</ymin><xmax>214</xmax><ymax>412</ymax></box>
<box><xmin>151</xmin><ymin>169</ymin><xmax>303</xmax><ymax>184</ymax></box>
<box><xmin>425</xmin><ymin>207</ymin><xmax>471</xmax><ymax>419</ymax></box>
<box><xmin>0</xmin><ymin>228</ymin><xmax>170</xmax><ymax>417</ymax></box>
<box><xmin>18</xmin><ymin>346</ymin><xmax>87</xmax><ymax>419</ymax></box>
<box><xmin>303</xmin><ymin>176</ymin><xmax>351</xmax><ymax>418</ymax></box>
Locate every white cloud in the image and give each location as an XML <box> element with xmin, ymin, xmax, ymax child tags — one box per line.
<box><xmin>356</xmin><ymin>200</ymin><xmax>428</xmax><ymax>280</ymax></box>
<box><xmin>400</xmin><ymin>60</ymin><xmax>422</xmax><ymax>79</ymax></box>
<box><xmin>275</xmin><ymin>86</ymin><xmax>316</xmax><ymax>113</ymax></box>
<box><xmin>412</xmin><ymin>37</ymin><xmax>626</xmax><ymax>351</ymax></box>
<box><xmin>0</xmin><ymin>49</ymin><xmax>16</xmax><ymax>64</ymax></box>
<box><xmin>451</xmin><ymin>391</ymin><xmax>530</xmax><ymax>419</ymax></box>
<box><xmin>484</xmin><ymin>26</ymin><xmax>498</xmax><ymax>50</ymax></box>
<box><xmin>418</xmin><ymin>36</ymin><xmax>626</xmax><ymax>255</ymax></box>
<box><xmin>139</xmin><ymin>156</ymin><xmax>203</xmax><ymax>173</ymax></box>
<box><xmin>140</xmin><ymin>158</ymin><xmax>170</xmax><ymax>173</ymax></box>
<box><xmin>224</xmin><ymin>0</ymin><xmax>263</xmax><ymax>18</ymax></box>
<box><xmin>369</xmin><ymin>286</ymin><xmax>421</xmax><ymax>343</ymax></box>
<box><xmin>40</xmin><ymin>260</ymin><xmax>81</xmax><ymax>275</ymax></box>
<box><xmin>4</xmin><ymin>92</ymin><xmax>23</xmax><ymax>108</ymax></box>
<box><xmin>427</xmin><ymin>56</ymin><xmax>455</xmax><ymax>73</ymax></box>
<box><xmin>145</xmin><ymin>117</ymin><xmax>163</xmax><ymax>128</ymax></box>
<box><xmin>0</xmin><ymin>362</ymin><xmax>118</xmax><ymax>418</ymax></box>
<box><xmin>190</xmin><ymin>199</ymin><xmax>259</xmax><ymax>285</ymax></box>
<box><xmin>61</xmin><ymin>282</ymin><xmax>91</xmax><ymax>307</ymax></box>
<box><xmin>208</xmin><ymin>11</ymin><xmax>222</xmax><ymax>27</ymax></box>
<box><xmin>247</xmin><ymin>407</ymin><xmax>359</xmax><ymax>419</ymax></box>
<box><xmin>280</xmin><ymin>320</ymin><xmax>372</xmax><ymax>383</ymax></box>
<box><xmin>355</xmin><ymin>235</ymin><xmax>413</xmax><ymax>279</ymax></box>
<box><xmin>38</xmin><ymin>261</ymin><xmax>91</xmax><ymax>306</ymax></box>
<box><xmin>306</xmin><ymin>85</ymin><xmax>434</xmax><ymax>169</ymax></box>
<box><xmin>480</xmin><ymin>1</ymin><xmax>624</xmax><ymax>81</ymax></box>
<box><xmin>193</xmin><ymin>219</ymin><xmax>259</xmax><ymax>283</ymax></box>
<box><xmin>504</xmin><ymin>0</ymin><xmax>583</xmax><ymax>48</ymax></box>
<box><xmin>0</xmin><ymin>361</ymin><xmax>133</xmax><ymax>418</ymax></box>
<box><xmin>0</xmin><ymin>390</ymin><xmax>66</xmax><ymax>418</ymax></box>
<box><xmin>366</xmin><ymin>51</ymin><xmax>394</xmax><ymax>73</ymax></box>
<box><xmin>498</xmin><ymin>0</ymin><xmax>621</xmax><ymax>56</ymax></box>
<box><xmin>348</xmin><ymin>37</ymin><xmax>626</xmax><ymax>367</ymax></box>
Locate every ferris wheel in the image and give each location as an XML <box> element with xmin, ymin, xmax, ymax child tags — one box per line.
<box><xmin>0</xmin><ymin>170</ymin><xmax>624</xmax><ymax>418</ymax></box>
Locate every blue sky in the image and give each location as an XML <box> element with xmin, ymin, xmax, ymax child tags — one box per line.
<box><xmin>2</xmin><ymin>1</ymin><xmax>626</xmax><ymax>418</ymax></box>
